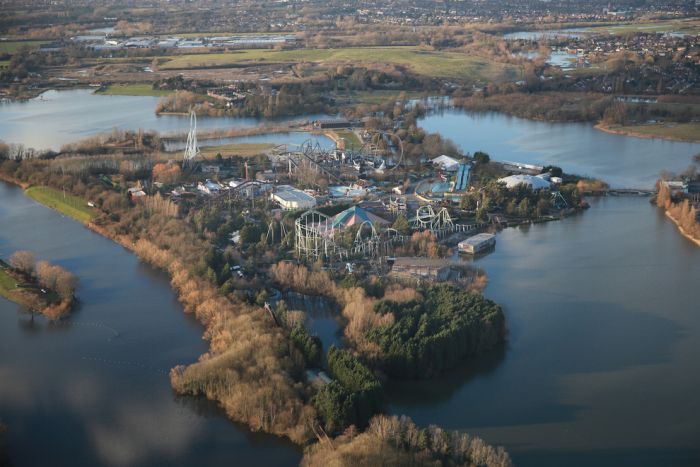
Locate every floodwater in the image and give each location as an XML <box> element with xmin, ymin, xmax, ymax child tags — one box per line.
<box><xmin>0</xmin><ymin>89</ymin><xmax>329</xmax><ymax>150</ymax></box>
<box><xmin>0</xmin><ymin>182</ymin><xmax>301</xmax><ymax>467</ymax></box>
<box><xmin>388</xmin><ymin>196</ymin><xmax>700</xmax><ymax>467</ymax></box>
<box><xmin>282</xmin><ymin>293</ymin><xmax>344</xmax><ymax>362</ymax></box>
<box><xmin>2</xmin><ymin>89</ymin><xmax>700</xmax><ymax>467</ymax></box>
<box><xmin>419</xmin><ymin>109</ymin><xmax>700</xmax><ymax>188</ymax></box>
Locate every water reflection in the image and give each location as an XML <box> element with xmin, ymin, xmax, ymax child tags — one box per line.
<box><xmin>0</xmin><ymin>89</ymin><xmax>330</xmax><ymax>150</ymax></box>
<box><xmin>419</xmin><ymin>109</ymin><xmax>700</xmax><ymax>188</ymax></box>
<box><xmin>0</xmin><ymin>182</ymin><xmax>301</xmax><ymax>467</ymax></box>
<box><xmin>389</xmin><ymin>197</ymin><xmax>700</xmax><ymax>466</ymax></box>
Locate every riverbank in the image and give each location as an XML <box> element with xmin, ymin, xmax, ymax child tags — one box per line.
<box><xmin>25</xmin><ymin>186</ymin><xmax>98</xmax><ymax>223</ymax></box>
<box><xmin>0</xmin><ymin>172</ymin><xmax>29</xmax><ymax>189</ymax></box>
<box><xmin>665</xmin><ymin>210</ymin><xmax>700</xmax><ymax>247</ymax></box>
<box><xmin>95</xmin><ymin>83</ymin><xmax>173</xmax><ymax>97</ymax></box>
<box><xmin>595</xmin><ymin>122</ymin><xmax>700</xmax><ymax>144</ymax></box>
<box><xmin>656</xmin><ymin>180</ymin><xmax>700</xmax><ymax>247</ymax></box>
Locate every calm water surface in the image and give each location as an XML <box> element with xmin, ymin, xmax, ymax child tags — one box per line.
<box><xmin>0</xmin><ymin>89</ymin><xmax>328</xmax><ymax>150</ymax></box>
<box><xmin>0</xmin><ymin>182</ymin><xmax>300</xmax><ymax>467</ymax></box>
<box><xmin>420</xmin><ymin>109</ymin><xmax>700</xmax><ymax>188</ymax></box>
<box><xmin>2</xmin><ymin>89</ymin><xmax>699</xmax><ymax>467</ymax></box>
<box><xmin>389</xmin><ymin>196</ymin><xmax>700</xmax><ymax>466</ymax></box>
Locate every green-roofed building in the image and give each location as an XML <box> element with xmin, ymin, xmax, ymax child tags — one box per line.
<box><xmin>331</xmin><ymin>205</ymin><xmax>390</xmax><ymax>230</ymax></box>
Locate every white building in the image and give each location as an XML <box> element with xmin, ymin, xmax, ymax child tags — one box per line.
<box><xmin>458</xmin><ymin>233</ymin><xmax>496</xmax><ymax>254</ymax></box>
<box><xmin>432</xmin><ymin>155</ymin><xmax>460</xmax><ymax>172</ymax></box>
<box><xmin>498</xmin><ymin>174</ymin><xmax>551</xmax><ymax>190</ymax></box>
<box><xmin>270</xmin><ymin>185</ymin><xmax>316</xmax><ymax>210</ymax></box>
<box><xmin>197</xmin><ymin>179</ymin><xmax>223</xmax><ymax>195</ymax></box>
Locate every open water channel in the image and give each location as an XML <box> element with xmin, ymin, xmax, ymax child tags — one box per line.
<box><xmin>1</xmin><ymin>90</ymin><xmax>699</xmax><ymax>466</ymax></box>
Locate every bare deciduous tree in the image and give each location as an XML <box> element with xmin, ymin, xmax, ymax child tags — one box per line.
<box><xmin>9</xmin><ymin>250</ymin><xmax>36</xmax><ymax>275</ymax></box>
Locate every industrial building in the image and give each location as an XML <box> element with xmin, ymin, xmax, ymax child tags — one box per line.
<box><xmin>390</xmin><ymin>257</ymin><xmax>452</xmax><ymax>282</ymax></box>
<box><xmin>270</xmin><ymin>185</ymin><xmax>317</xmax><ymax>210</ymax></box>
<box><xmin>458</xmin><ymin>233</ymin><xmax>496</xmax><ymax>255</ymax></box>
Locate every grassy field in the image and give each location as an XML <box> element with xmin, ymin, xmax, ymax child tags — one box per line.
<box><xmin>0</xmin><ymin>268</ymin><xmax>37</xmax><ymax>309</ymax></box>
<box><xmin>25</xmin><ymin>186</ymin><xmax>97</xmax><ymax>223</ymax></box>
<box><xmin>0</xmin><ymin>40</ymin><xmax>48</xmax><ymax>54</ymax></box>
<box><xmin>351</xmin><ymin>90</ymin><xmax>426</xmax><ymax>105</ymax></box>
<box><xmin>0</xmin><ymin>269</ymin><xmax>18</xmax><ymax>300</ymax></box>
<box><xmin>160</xmin><ymin>46</ymin><xmax>519</xmax><ymax>81</ymax></box>
<box><xmin>600</xmin><ymin>122</ymin><xmax>700</xmax><ymax>143</ymax></box>
<box><xmin>95</xmin><ymin>83</ymin><xmax>173</xmax><ymax>97</ymax></box>
<box><xmin>618</xmin><ymin>122</ymin><xmax>700</xmax><ymax>142</ymax></box>
<box><xmin>582</xmin><ymin>18</ymin><xmax>700</xmax><ymax>35</ymax></box>
<box><xmin>332</xmin><ymin>130</ymin><xmax>362</xmax><ymax>150</ymax></box>
<box><xmin>197</xmin><ymin>142</ymin><xmax>276</xmax><ymax>158</ymax></box>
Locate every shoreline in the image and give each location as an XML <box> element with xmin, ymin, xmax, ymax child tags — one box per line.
<box><xmin>594</xmin><ymin>122</ymin><xmax>700</xmax><ymax>144</ymax></box>
<box><xmin>0</xmin><ymin>260</ymin><xmax>75</xmax><ymax>319</ymax></box>
<box><xmin>664</xmin><ymin>210</ymin><xmax>700</xmax><ymax>247</ymax></box>
<box><xmin>0</xmin><ymin>173</ymin><xmax>30</xmax><ymax>189</ymax></box>
<box><xmin>0</xmin><ymin>176</ymin><xmax>306</xmax><ymax>446</ymax></box>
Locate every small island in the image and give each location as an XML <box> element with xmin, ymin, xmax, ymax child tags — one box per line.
<box><xmin>0</xmin><ymin>251</ymin><xmax>77</xmax><ymax>319</ymax></box>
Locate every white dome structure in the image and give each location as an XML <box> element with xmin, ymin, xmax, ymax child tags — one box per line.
<box><xmin>498</xmin><ymin>174</ymin><xmax>551</xmax><ymax>190</ymax></box>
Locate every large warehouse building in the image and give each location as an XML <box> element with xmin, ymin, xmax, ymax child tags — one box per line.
<box><xmin>270</xmin><ymin>185</ymin><xmax>317</xmax><ymax>210</ymax></box>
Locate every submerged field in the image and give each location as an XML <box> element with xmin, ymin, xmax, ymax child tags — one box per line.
<box><xmin>160</xmin><ymin>46</ymin><xmax>520</xmax><ymax>81</ymax></box>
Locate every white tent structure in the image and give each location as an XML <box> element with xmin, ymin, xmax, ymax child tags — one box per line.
<box><xmin>498</xmin><ymin>174</ymin><xmax>551</xmax><ymax>190</ymax></box>
<box><xmin>431</xmin><ymin>155</ymin><xmax>460</xmax><ymax>171</ymax></box>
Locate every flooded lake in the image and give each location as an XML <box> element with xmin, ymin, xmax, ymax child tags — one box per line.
<box><xmin>2</xmin><ymin>89</ymin><xmax>699</xmax><ymax>467</ymax></box>
<box><xmin>419</xmin><ymin>109</ymin><xmax>700</xmax><ymax>188</ymax></box>
<box><xmin>388</xmin><ymin>196</ymin><xmax>700</xmax><ymax>466</ymax></box>
<box><xmin>0</xmin><ymin>182</ymin><xmax>301</xmax><ymax>467</ymax></box>
<box><xmin>0</xmin><ymin>89</ymin><xmax>329</xmax><ymax>150</ymax></box>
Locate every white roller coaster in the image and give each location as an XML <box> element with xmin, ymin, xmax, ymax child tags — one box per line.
<box><xmin>183</xmin><ymin>110</ymin><xmax>200</xmax><ymax>167</ymax></box>
<box><xmin>412</xmin><ymin>205</ymin><xmax>454</xmax><ymax>231</ymax></box>
<box><xmin>295</xmin><ymin>210</ymin><xmax>336</xmax><ymax>260</ymax></box>
<box><xmin>294</xmin><ymin>209</ymin><xmax>409</xmax><ymax>262</ymax></box>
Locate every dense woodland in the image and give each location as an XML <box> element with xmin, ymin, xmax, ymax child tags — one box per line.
<box><xmin>368</xmin><ymin>285</ymin><xmax>505</xmax><ymax>378</ymax></box>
